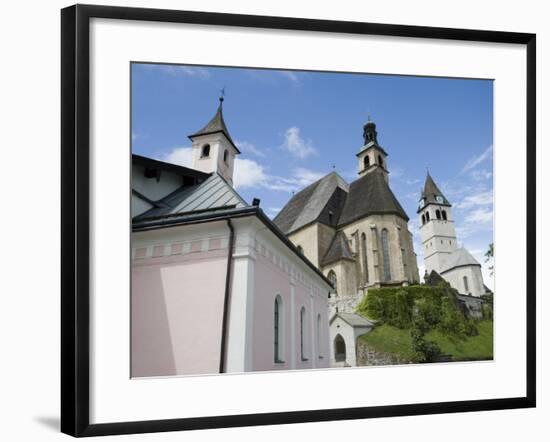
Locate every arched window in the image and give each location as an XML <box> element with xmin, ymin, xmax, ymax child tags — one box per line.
<box><xmin>381</xmin><ymin>228</ymin><xmax>391</xmax><ymax>282</ymax></box>
<box><xmin>223</xmin><ymin>149</ymin><xmax>228</xmax><ymax>164</ymax></box>
<box><xmin>201</xmin><ymin>144</ymin><xmax>210</xmax><ymax>157</ymax></box>
<box><xmin>300</xmin><ymin>307</ymin><xmax>307</xmax><ymax>361</ymax></box>
<box><xmin>296</xmin><ymin>245</ymin><xmax>303</xmax><ymax>254</ymax></box>
<box><xmin>463</xmin><ymin>276</ymin><xmax>470</xmax><ymax>294</ymax></box>
<box><xmin>442</xmin><ymin>210</ymin><xmax>447</xmax><ymax>221</ymax></box>
<box><xmin>364</xmin><ymin>156</ymin><xmax>370</xmax><ymax>169</ymax></box>
<box><xmin>426</xmin><ymin>211</ymin><xmax>430</xmax><ymax>222</ymax></box>
<box><xmin>421</xmin><ymin>214</ymin><xmax>426</xmax><ymax>225</ymax></box>
<box><xmin>436</xmin><ymin>209</ymin><xmax>441</xmax><ymax>220</ymax></box>
<box><xmin>327</xmin><ymin>270</ymin><xmax>337</xmax><ymax>294</ymax></box>
<box><xmin>334</xmin><ymin>334</ymin><xmax>346</xmax><ymax>362</ymax></box>
<box><xmin>274</xmin><ymin>295</ymin><xmax>283</xmax><ymax>362</ymax></box>
<box><xmin>361</xmin><ymin>232</ymin><xmax>369</xmax><ymax>283</ymax></box>
<box><xmin>378</xmin><ymin>155</ymin><xmax>383</xmax><ymax>166</ymax></box>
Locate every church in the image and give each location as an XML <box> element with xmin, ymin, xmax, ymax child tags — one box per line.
<box><xmin>131</xmin><ymin>97</ymin><xmax>332</xmax><ymax>377</ymax></box>
<box><xmin>274</xmin><ymin>118</ymin><xmax>420</xmax><ymax>366</ymax></box>
<box><xmin>417</xmin><ymin>172</ymin><xmax>491</xmax><ymax>315</ymax></box>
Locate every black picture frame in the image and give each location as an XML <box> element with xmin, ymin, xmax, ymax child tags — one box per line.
<box><xmin>61</xmin><ymin>4</ymin><xmax>536</xmax><ymax>437</ymax></box>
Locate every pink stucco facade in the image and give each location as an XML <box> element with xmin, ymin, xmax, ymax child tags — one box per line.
<box><xmin>252</xmin><ymin>251</ymin><xmax>330</xmax><ymax>372</ymax></box>
<box><xmin>131</xmin><ymin>217</ymin><xmax>331</xmax><ymax>378</ymax></box>
<box><xmin>132</xmin><ymin>246</ymin><xmax>227</xmax><ymax>377</ymax></box>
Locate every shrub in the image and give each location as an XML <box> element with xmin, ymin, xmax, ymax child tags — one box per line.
<box><xmin>357</xmin><ymin>283</ymin><xmax>477</xmax><ymax>339</ymax></box>
<box><xmin>410</xmin><ymin>317</ymin><xmax>441</xmax><ymax>362</ymax></box>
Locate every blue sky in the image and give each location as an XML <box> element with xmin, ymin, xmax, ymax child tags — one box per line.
<box><xmin>131</xmin><ymin>63</ymin><xmax>494</xmax><ymax>289</ymax></box>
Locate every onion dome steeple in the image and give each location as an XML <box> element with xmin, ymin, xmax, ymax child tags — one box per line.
<box><xmin>356</xmin><ymin>116</ymin><xmax>389</xmax><ymax>180</ymax></box>
<box><xmin>363</xmin><ymin>116</ymin><xmax>379</xmax><ymax>145</ymax></box>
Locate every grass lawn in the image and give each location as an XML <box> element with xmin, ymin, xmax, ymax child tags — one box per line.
<box><xmin>359</xmin><ymin>320</ymin><xmax>493</xmax><ymax>362</ymax></box>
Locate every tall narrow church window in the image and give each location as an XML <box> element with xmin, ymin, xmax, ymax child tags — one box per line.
<box><xmin>223</xmin><ymin>149</ymin><xmax>228</xmax><ymax>164</ymax></box>
<box><xmin>361</xmin><ymin>232</ymin><xmax>369</xmax><ymax>284</ymax></box>
<box><xmin>436</xmin><ymin>209</ymin><xmax>441</xmax><ymax>220</ymax></box>
<box><xmin>421</xmin><ymin>214</ymin><xmax>426</xmax><ymax>225</ymax></box>
<box><xmin>463</xmin><ymin>276</ymin><xmax>470</xmax><ymax>294</ymax></box>
<box><xmin>426</xmin><ymin>212</ymin><xmax>430</xmax><ymax>222</ymax></box>
<box><xmin>381</xmin><ymin>229</ymin><xmax>391</xmax><ymax>282</ymax></box>
<box><xmin>201</xmin><ymin>144</ymin><xmax>210</xmax><ymax>157</ymax></box>
<box><xmin>328</xmin><ymin>270</ymin><xmax>337</xmax><ymax>294</ymax></box>
<box><xmin>442</xmin><ymin>210</ymin><xmax>448</xmax><ymax>220</ymax></box>
<box><xmin>378</xmin><ymin>155</ymin><xmax>383</xmax><ymax>166</ymax></box>
<box><xmin>300</xmin><ymin>307</ymin><xmax>307</xmax><ymax>361</ymax></box>
<box><xmin>364</xmin><ymin>156</ymin><xmax>370</xmax><ymax>169</ymax></box>
<box><xmin>274</xmin><ymin>295</ymin><xmax>283</xmax><ymax>362</ymax></box>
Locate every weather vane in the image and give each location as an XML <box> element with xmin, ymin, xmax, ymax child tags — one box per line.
<box><xmin>220</xmin><ymin>86</ymin><xmax>226</xmax><ymax>101</ymax></box>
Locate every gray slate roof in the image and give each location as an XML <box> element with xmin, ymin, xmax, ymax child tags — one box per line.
<box><xmin>440</xmin><ymin>247</ymin><xmax>481</xmax><ymax>274</ymax></box>
<box><xmin>188</xmin><ymin>99</ymin><xmax>240</xmax><ymax>153</ymax></box>
<box><xmin>418</xmin><ymin>172</ymin><xmax>450</xmax><ymax>211</ymax></box>
<box><xmin>273</xmin><ymin>172</ymin><xmax>349</xmax><ymax>234</ymax></box>
<box><xmin>330</xmin><ymin>312</ymin><xmax>374</xmax><ymax>328</ymax></box>
<box><xmin>321</xmin><ymin>230</ymin><xmax>354</xmax><ymax>266</ymax></box>
<box><xmin>338</xmin><ymin>168</ymin><xmax>409</xmax><ymax>226</ymax></box>
<box><xmin>134</xmin><ymin>173</ymin><xmax>247</xmax><ymax>220</ymax></box>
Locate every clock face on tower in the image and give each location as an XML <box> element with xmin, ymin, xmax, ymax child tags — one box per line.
<box><xmin>435</xmin><ymin>195</ymin><xmax>444</xmax><ymax>203</ymax></box>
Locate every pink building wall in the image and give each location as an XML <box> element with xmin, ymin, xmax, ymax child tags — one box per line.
<box><xmin>252</xmin><ymin>250</ymin><xmax>330</xmax><ymax>372</ymax></box>
<box><xmin>131</xmin><ymin>247</ymin><xmax>227</xmax><ymax>377</ymax></box>
<box><xmin>131</xmin><ymin>219</ymin><xmax>331</xmax><ymax>377</ymax></box>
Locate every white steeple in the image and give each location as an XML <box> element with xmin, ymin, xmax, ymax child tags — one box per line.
<box><xmin>418</xmin><ymin>172</ymin><xmax>456</xmax><ymax>274</ymax></box>
<box><xmin>188</xmin><ymin>95</ymin><xmax>240</xmax><ymax>186</ymax></box>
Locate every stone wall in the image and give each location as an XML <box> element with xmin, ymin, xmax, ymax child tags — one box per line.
<box><xmin>356</xmin><ymin>339</ymin><xmax>412</xmax><ymax>366</ymax></box>
<box><xmin>457</xmin><ymin>294</ymin><xmax>484</xmax><ymax>320</ymax></box>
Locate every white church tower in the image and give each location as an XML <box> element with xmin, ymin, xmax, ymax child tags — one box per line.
<box><xmin>418</xmin><ymin>172</ymin><xmax>487</xmax><ymax>297</ymax></box>
<box><xmin>188</xmin><ymin>95</ymin><xmax>240</xmax><ymax>185</ymax></box>
<box><xmin>418</xmin><ymin>172</ymin><xmax>456</xmax><ymax>274</ymax></box>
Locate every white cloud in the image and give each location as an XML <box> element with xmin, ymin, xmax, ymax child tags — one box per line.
<box><xmin>233</xmin><ymin>158</ymin><xmax>268</xmax><ymax>189</ymax></box>
<box><xmin>455</xmin><ymin>190</ymin><xmax>493</xmax><ymax>209</ymax></box>
<box><xmin>281</xmin><ymin>127</ymin><xmax>317</xmax><ymax>159</ymax></box>
<box><xmin>236</xmin><ymin>140</ymin><xmax>266</xmax><ymax>158</ymax></box>
<box><xmin>464</xmin><ymin>207</ymin><xmax>493</xmax><ymax>225</ymax></box>
<box><xmin>140</xmin><ymin>64</ymin><xmax>211</xmax><ymax>79</ymax></box>
<box><xmin>461</xmin><ymin>145</ymin><xmax>493</xmax><ymax>174</ymax></box>
<box><xmin>291</xmin><ymin>168</ymin><xmax>326</xmax><ymax>187</ymax></box>
<box><xmin>391</xmin><ymin>166</ymin><xmax>404</xmax><ymax>179</ymax></box>
<box><xmin>406</xmin><ymin>178</ymin><xmax>421</xmax><ymax>186</ymax></box>
<box><xmin>158</xmin><ymin>146</ymin><xmax>193</xmax><ymax>167</ymax></box>
<box><xmin>470</xmin><ymin>169</ymin><xmax>493</xmax><ymax>181</ymax></box>
<box><xmin>280</xmin><ymin>71</ymin><xmax>300</xmax><ymax>85</ymax></box>
<box><xmin>159</xmin><ymin>65</ymin><xmax>211</xmax><ymax>78</ymax></box>
<box><xmin>154</xmin><ymin>146</ymin><xmax>325</xmax><ymax>193</ymax></box>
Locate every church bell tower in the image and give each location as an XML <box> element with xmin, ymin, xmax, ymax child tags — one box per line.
<box><xmin>188</xmin><ymin>95</ymin><xmax>240</xmax><ymax>186</ymax></box>
<box><xmin>356</xmin><ymin>117</ymin><xmax>389</xmax><ymax>183</ymax></box>
<box><xmin>418</xmin><ymin>172</ymin><xmax>457</xmax><ymax>274</ymax></box>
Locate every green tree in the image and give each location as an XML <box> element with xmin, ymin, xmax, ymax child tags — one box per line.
<box><xmin>485</xmin><ymin>243</ymin><xmax>494</xmax><ymax>276</ymax></box>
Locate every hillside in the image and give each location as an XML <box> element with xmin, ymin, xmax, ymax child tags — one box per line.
<box><xmin>359</xmin><ymin>321</ymin><xmax>493</xmax><ymax>363</ymax></box>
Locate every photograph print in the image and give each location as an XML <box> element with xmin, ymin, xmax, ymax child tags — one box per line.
<box><xmin>130</xmin><ymin>63</ymin><xmax>494</xmax><ymax>378</ymax></box>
